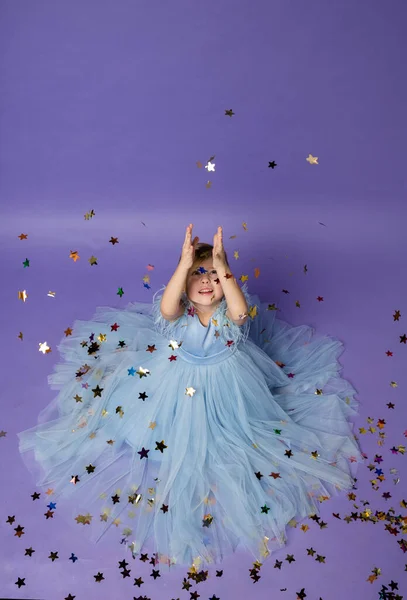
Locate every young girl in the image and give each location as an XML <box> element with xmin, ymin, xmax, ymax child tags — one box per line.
<box><xmin>17</xmin><ymin>223</ymin><xmax>364</xmax><ymax>570</ymax></box>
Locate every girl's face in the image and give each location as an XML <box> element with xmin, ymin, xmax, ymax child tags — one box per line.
<box><xmin>185</xmin><ymin>258</ymin><xmax>224</xmax><ymax>310</ymax></box>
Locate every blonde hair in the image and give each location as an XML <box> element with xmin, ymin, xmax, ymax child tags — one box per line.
<box><xmin>178</xmin><ymin>242</ymin><xmax>230</xmax><ymax>271</ymax></box>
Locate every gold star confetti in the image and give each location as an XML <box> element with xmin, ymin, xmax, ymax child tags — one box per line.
<box><xmin>75</xmin><ymin>513</ymin><xmax>92</xmax><ymax>524</ymax></box>
<box><xmin>70</xmin><ymin>250</ymin><xmax>80</xmax><ymax>262</ymax></box>
<box><xmin>306</xmin><ymin>154</ymin><xmax>318</xmax><ymax>164</ymax></box>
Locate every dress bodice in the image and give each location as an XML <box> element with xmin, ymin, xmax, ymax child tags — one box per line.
<box><xmin>151</xmin><ymin>282</ymin><xmax>256</xmax><ymax>365</ymax></box>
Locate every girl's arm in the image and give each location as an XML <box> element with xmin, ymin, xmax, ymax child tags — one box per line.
<box><xmin>160</xmin><ymin>263</ymin><xmax>189</xmax><ymax>320</ymax></box>
<box><xmin>216</xmin><ymin>265</ymin><xmax>248</xmax><ymax>324</ymax></box>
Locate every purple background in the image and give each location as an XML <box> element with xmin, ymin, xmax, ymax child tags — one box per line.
<box><xmin>1</xmin><ymin>1</ymin><xmax>406</xmax><ymax>599</ymax></box>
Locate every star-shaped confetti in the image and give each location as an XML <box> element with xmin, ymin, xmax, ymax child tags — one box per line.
<box><xmin>70</xmin><ymin>250</ymin><xmax>80</xmax><ymax>262</ymax></box>
<box><xmin>14</xmin><ymin>525</ymin><xmax>24</xmax><ymax>537</ymax></box>
<box><xmin>155</xmin><ymin>440</ymin><xmax>167</xmax><ymax>453</ymax></box>
<box><xmin>138</xmin><ymin>447</ymin><xmax>149</xmax><ymax>459</ymax></box>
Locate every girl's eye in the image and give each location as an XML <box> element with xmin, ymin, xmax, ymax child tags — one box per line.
<box><xmin>193</xmin><ymin>270</ymin><xmax>216</xmax><ymax>275</ymax></box>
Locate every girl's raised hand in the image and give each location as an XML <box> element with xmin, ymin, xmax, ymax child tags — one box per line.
<box><xmin>180</xmin><ymin>224</ymin><xmax>199</xmax><ymax>269</ymax></box>
<box><xmin>212</xmin><ymin>226</ymin><xmax>227</xmax><ymax>270</ymax></box>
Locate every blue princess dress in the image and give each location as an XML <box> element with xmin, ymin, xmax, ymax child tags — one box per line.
<box><xmin>18</xmin><ymin>282</ymin><xmax>364</xmax><ymax>569</ymax></box>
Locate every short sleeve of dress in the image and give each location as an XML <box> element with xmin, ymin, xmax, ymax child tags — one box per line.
<box><xmin>151</xmin><ymin>285</ymin><xmax>187</xmax><ymax>338</ymax></box>
<box><xmin>214</xmin><ymin>280</ymin><xmax>259</xmax><ymax>346</ymax></box>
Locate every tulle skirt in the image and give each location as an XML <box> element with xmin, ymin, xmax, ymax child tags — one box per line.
<box><xmin>18</xmin><ymin>297</ymin><xmax>364</xmax><ymax>569</ymax></box>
